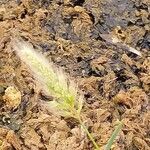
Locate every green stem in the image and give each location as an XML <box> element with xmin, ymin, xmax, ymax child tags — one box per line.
<box><xmin>104</xmin><ymin>121</ymin><xmax>123</xmax><ymax>150</ymax></box>
<box><xmin>78</xmin><ymin>117</ymin><xmax>100</xmax><ymax>150</ymax></box>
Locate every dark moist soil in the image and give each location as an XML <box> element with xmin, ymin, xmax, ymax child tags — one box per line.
<box><xmin>0</xmin><ymin>0</ymin><xmax>150</xmax><ymax>150</ymax></box>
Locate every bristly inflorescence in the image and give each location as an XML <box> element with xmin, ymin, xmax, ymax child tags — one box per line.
<box><xmin>13</xmin><ymin>39</ymin><xmax>83</xmax><ymax>118</ymax></box>
<box><xmin>13</xmin><ymin>39</ymin><xmax>122</xmax><ymax>150</ymax></box>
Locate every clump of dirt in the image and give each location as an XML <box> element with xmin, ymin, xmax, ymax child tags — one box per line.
<box><xmin>2</xmin><ymin>86</ymin><xmax>21</xmax><ymax>110</ymax></box>
<box><xmin>0</xmin><ymin>0</ymin><xmax>150</xmax><ymax>149</ymax></box>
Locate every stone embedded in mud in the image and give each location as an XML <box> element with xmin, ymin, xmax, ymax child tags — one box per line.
<box><xmin>2</xmin><ymin>86</ymin><xmax>21</xmax><ymax>109</ymax></box>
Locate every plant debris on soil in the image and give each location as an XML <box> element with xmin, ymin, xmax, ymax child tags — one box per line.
<box><xmin>0</xmin><ymin>0</ymin><xmax>150</xmax><ymax>150</ymax></box>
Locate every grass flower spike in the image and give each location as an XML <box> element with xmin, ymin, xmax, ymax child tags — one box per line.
<box><xmin>13</xmin><ymin>39</ymin><xmax>122</xmax><ymax>150</ymax></box>
<box><xmin>13</xmin><ymin>39</ymin><xmax>82</xmax><ymax>119</ymax></box>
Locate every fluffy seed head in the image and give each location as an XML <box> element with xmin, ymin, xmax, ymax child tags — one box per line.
<box><xmin>13</xmin><ymin>39</ymin><xmax>83</xmax><ymax>118</ymax></box>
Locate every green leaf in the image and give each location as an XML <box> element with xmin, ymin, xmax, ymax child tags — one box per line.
<box><xmin>105</xmin><ymin>121</ymin><xmax>123</xmax><ymax>150</ymax></box>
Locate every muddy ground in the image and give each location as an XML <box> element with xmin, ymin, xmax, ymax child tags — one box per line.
<box><xmin>0</xmin><ymin>0</ymin><xmax>150</xmax><ymax>149</ymax></box>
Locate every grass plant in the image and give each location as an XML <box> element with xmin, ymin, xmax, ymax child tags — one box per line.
<box><xmin>13</xmin><ymin>39</ymin><xmax>123</xmax><ymax>150</ymax></box>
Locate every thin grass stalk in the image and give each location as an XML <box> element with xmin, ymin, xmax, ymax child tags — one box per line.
<box><xmin>78</xmin><ymin>117</ymin><xmax>100</xmax><ymax>150</ymax></box>
<box><xmin>104</xmin><ymin>121</ymin><xmax>123</xmax><ymax>150</ymax></box>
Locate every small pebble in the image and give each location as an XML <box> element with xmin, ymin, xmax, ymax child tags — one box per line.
<box><xmin>2</xmin><ymin>86</ymin><xmax>21</xmax><ymax>109</ymax></box>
